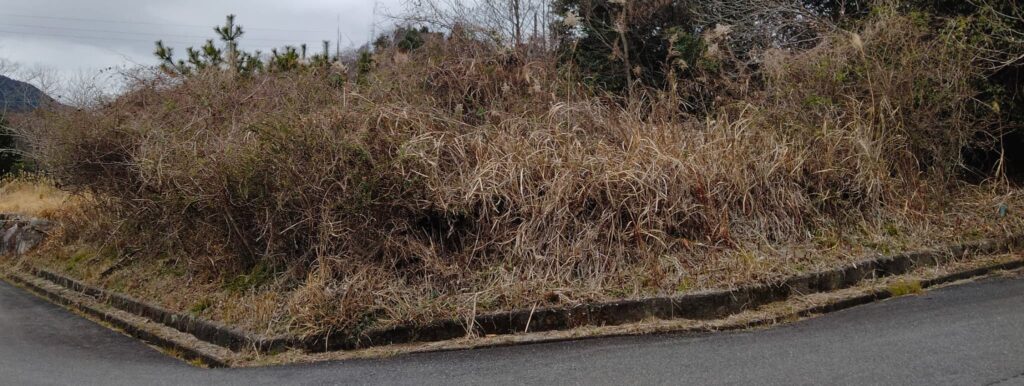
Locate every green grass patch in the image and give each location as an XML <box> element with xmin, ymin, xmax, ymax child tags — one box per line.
<box><xmin>223</xmin><ymin>263</ymin><xmax>274</xmax><ymax>293</ymax></box>
<box><xmin>190</xmin><ymin>298</ymin><xmax>212</xmax><ymax>316</ymax></box>
<box><xmin>888</xmin><ymin>279</ymin><xmax>924</xmax><ymax>297</ymax></box>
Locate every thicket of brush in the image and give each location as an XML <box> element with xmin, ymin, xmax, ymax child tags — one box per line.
<box><xmin>14</xmin><ymin>3</ymin><xmax>1023</xmax><ymax>333</ymax></box>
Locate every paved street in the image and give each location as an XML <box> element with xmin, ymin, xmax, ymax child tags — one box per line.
<box><xmin>2</xmin><ymin>275</ymin><xmax>1023</xmax><ymax>385</ymax></box>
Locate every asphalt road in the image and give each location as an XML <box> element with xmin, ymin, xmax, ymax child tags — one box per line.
<box><xmin>2</xmin><ymin>275</ymin><xmax>1024</xmax><ymax>386</ymax></box>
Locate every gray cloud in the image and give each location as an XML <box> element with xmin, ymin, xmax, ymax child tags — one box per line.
<box><xmin>0</xmin><ymin>0</ymin><xmax>404</xmax><ymax>96</ymax></box>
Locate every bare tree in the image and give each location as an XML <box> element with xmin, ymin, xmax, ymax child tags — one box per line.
<box><xmin>0</xmin><ymin>59</ymin><xmax>18</xmax><ymax>79</ymax></box>
<box><xmin>399</xmin><ymin>0</ymin><xmax>554</xmax><ymax>50</ymax></box>
<box><xmin>13</xmin><ymin>64</ymin><xmax>61</xmax><ymax>98</ymax></box>
<box><xmin>971</xmin><ymin>0</ymin><xmax>1024</xmax><ymax>70</ymax></box>
<box><xmin>692</xmin><ymin>0</ymin><xmax>842</xmax><ymax>59</ymax></box>
<box><xmin>59</xmin><ymin>70</ymin><xmax>115</xmax><ymax>109</ymax></box>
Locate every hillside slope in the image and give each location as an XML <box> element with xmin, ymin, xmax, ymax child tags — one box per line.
<box><xmin>0</xmin><ymin>75</ymin><xmax>53</xmax><ymax>113</ymax></box>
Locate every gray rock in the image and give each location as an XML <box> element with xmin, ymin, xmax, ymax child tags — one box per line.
<box><xmin>0</xmin><ymin>215</ymin><xmax>53</xmax><ymax>256</ymax></box>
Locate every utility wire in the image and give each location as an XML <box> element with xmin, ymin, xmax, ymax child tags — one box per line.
<box><xmin>1</xmin><ymin>22</ymin><xmax>328</xmax><ymax>44</ymax></box>
<box><xmin>0</xmin><ymin>28</ymin><xmax>196</xmax><ymax>45</ymax></box>
<box><xmin>0</xmin><ymin>12</ymin><xmax>333</xmax><ymax>34</ymax></box>
<box><xmin>0</xmin><ymin>28</ymin><xmax>316</xmax><ymax>53</ymax></box>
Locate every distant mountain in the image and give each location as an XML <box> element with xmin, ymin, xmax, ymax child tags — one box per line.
<box><xmin>0</xmin><ymin>75</ymin><xmax>55</xmax><ymax>113</ymax></box>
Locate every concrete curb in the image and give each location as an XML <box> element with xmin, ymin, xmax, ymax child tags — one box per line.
<box><xmin>751</xmin><ymin>257</ymin><xmax>1024</xmax><ymax>330</ymax></box>
<box><xmin>0</xmin><ymin>269</ymin><xmax>233</xmax><ymax>368</ymax></box>
<box><xmin>300</xmin><ymin>235</ymin><xmax>1024</xmax><ymax>352</ymax></box>
<box><xmin>18</xmin><ymin>234</ymin><xmax>1024</xmax><ymax>355</ymax></box>
<box><xmin>372</xmin><ymin>257</ymin><xmax>1024</xmax><ymax>359</ymax></box>
<box><xmin>28</xmin><ymin>267</ymin><xmax>291</xmax><ymax>354</ymax></box>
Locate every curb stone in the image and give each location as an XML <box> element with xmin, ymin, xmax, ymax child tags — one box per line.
<box><xmin>0</xmin><ymin>269</ymin><xmax>232</xmax><ymax>368</ymax></box>
<box><xmin>752</xmin><ymin>258</ymin><xmax>1024</xmax><ymax>330</ymax></box>
<box><xmin>16</xmin><ymin>234</ymin><xmax>1024</xmax><ymax>355</ymax></box>
<box><xmin>250</xmin><ymin>256</ymin><xmax>1024</xmax><ymax>363</ymax></box>
<box><xmin>29</xmin><ymin>267</ymin><xmax>291</xmax><ymax>354</ymax></box>
<box><xmin>300</xmin><ymin>235</ymin><xmax>1024</xmax><ymax>352</ymax></box>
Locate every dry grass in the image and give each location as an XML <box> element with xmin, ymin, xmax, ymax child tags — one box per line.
<box><xmin>8</xmin><ymin>10</ymin><xmax>1023</xmax><ymax>338</ymax></box>
<box><xmin>0</xmin><ymin>177</ymin><xmax>76</xmax><ymax>217</ymax></box>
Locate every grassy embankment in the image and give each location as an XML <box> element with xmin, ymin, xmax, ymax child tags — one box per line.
<box><xmin>4</xmin><ymin>8</ymin><xmax>1024</xmax><ymax>338</ymax></box>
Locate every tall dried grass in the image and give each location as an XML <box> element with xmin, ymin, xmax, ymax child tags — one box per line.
<box><xmin>13</xmin><ymin>11</ymin><xmax>1014</xmax><ymax>334</ymax></box>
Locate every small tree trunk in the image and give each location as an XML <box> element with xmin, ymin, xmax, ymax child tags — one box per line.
<box><xmin>618</xmin><ymin>6</ymin><xmax>633</xmax><ymax>94</ymax></box>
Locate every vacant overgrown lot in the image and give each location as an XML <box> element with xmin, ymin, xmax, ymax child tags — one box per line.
<box><xmin>7</xmin><ymin>5</ymin><xmax>1024</xmax><ymax>337</ymax></box>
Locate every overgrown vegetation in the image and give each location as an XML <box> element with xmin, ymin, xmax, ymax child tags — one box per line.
<box><xmin>9</xmin><ymin>0</ymin><xmax>1024</xmax><ymax>336</ymax></box>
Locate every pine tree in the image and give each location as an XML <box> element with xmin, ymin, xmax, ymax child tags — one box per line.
<box><xmin>152</xmin><ymin>14</ymin><xmax>347</xmax><ymax>77</ymax></box>
<box><xmin>215</xmin><ymin>14</ymin><xmax>245</xmax><ymax>73</ymax></box>
<box><xmin>154</xmin><ymin>40</ymin><xmax>176</xmax><ymax>73</ymax></box>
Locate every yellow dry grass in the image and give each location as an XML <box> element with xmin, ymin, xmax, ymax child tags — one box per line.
<box><xmin>0</xmin><ymin>178</ymin><xmax>75</xmax><ymax>217</ymax></box>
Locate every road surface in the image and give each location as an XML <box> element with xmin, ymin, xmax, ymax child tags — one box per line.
<box><xmin>1</xmin><ymin>275</ymin><xmax>1023</xmax><ymax>385</ymax></box>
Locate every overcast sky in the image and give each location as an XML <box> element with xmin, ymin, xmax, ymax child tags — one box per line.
<box><xmin>0</xmin><ymin>0</ymin><xmax>404</xmax><ymax>98</ymax></box>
